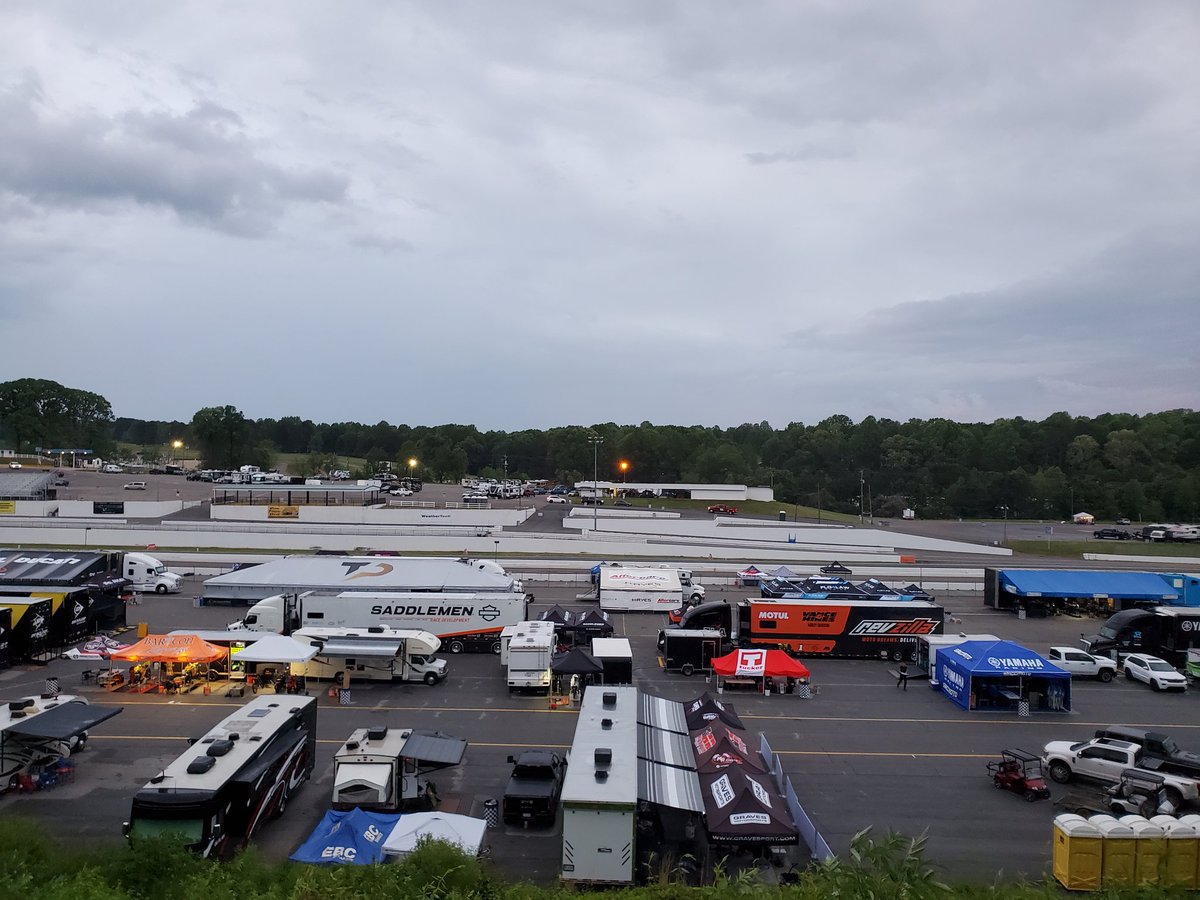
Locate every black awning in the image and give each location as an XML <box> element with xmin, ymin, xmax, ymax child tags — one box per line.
<box><xmin>5</xmin><ymin>701</ymin><xmax>123</xmax><ymax>740</ymax></box>
<box><xmin>403</xmin><ymin>731</ymin><xmax>467</xmax><ymax>769</ymax></box>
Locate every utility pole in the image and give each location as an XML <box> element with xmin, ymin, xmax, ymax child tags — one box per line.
<box><xmin>859</xmin><ymin>469</ymin><xmax>865</xmax><ymax>524</ymax></box>
<box><xmin>588</xmin><ymin>433</ymin><xmax>604</xmax><ymax>534</ymax></box>
<box><xmin>1000</xmin><ymin>505</ymin><xmax>1009</xmax><ymax>543</ymax></box>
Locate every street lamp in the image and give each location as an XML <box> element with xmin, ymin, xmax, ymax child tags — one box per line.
<box><xmin>171</xmin><ymin>439</ymin><xmax>183</xmax><ymax>464</ymax></box>
<box><xmin>588</xmin><ymin>433</ymin><xmax>604</xmax><ymax>533</ymax></box>
<box><xmin>1000</xmin><ymin>505</ymin><xmax>1009</xmax><ymax>543</ymax></box>
<box><xmin>618</xmin><ymin>460</ymin><xmax>629</xmax><ymax>484</ymax></box>
<box><xmin>494</xmin><ymin>539</ymin><xmax>499</xmax><ymax>562</ymax></box>
<box><xmin>408</xmin><ymin>457</ymin><xmax>418</xmax><ymax>482</ymax></box>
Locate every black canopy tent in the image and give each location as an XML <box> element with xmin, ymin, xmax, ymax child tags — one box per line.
<box><xmin>684</xmin><ymin>693</ymin><xmax>745</xmax><ymax>732</ymax></box>
<box><xmin>536</xmin><ymin>605</ymin><xmax>575</xmax><ymax>627</ymax></box>
<box><xmin>551</xmin><ymin>647</ymin><xmax>603</xmax><ymax>676</ymax></box>
<box><xmin>4</xmin><ymin>702</ymin><xmax>123</xmax><ymax>740</ymax></box>
<box><xmin>700</xmin><ymin>767</ymin><xmax>799</xmax><ymax>845</ymax></box>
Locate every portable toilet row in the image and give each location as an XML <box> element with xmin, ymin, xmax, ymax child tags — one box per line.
<box><xmin>1053</xmin><ymin>813</ymin><xmax>1200</xmax><ymax>891</ymax></box>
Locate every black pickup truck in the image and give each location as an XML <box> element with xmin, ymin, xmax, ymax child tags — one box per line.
<box><xmin>502</xmin><ymin>750</ymin><xmax>566</xmax><ymax>826</ymax></box>
<box><xmin>1095</xmin><ymin>726</ymin><xmax>1200</xmax><ymax>778</ymax></box>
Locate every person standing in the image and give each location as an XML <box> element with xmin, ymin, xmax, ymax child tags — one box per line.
<box><xmin>897</xmin><ymin>663</ymin><xmax>909</xmax><ymax>691</ymax></box>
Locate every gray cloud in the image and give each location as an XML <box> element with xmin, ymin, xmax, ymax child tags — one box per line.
<box><xmin>0</xmin><ymin>77</ymin><xmax>347</xmax><ymax>235</ymax></box>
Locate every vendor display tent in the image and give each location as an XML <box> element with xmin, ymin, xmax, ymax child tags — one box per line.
<box><xmin>938</xmin><ymin>640</ymin><xmax>1071</xmax><ymax>712</ymax></box>
<box><xmin>700</xmin><ymin>767</ymin><xmax>799</xmax><ymax>844</ymax></box>
<box><xmin>691</xmin><ymin>723</ymin><xmax>767</xmax><ymax>773</ymax></box>
<box><xmin>230</xmin><ymin>634</ymin><xmax>319</xmax><ymax>663</ymax></box>
<box><xmin>110</xmin><ymin>634</ymin><xmax>227</xmax><ymax>663</ymax></box>
<box><xmin>290</xmin><ymin>808</ymin><xmax>400</xmax><ymax>865</ymax></box>
<box><xmin>383</xmin><ymin>812</ymin><xmax>488</xmax><ymax>859</ymax></box>
<box><xmin>767</xmin><ymin>565</ymin><xmax>796</xmax><ymax>578</ymax></box>
<box><xmin>63</xmin><ymin>635</ymin><xmax>129</xmax><ymax>660</ymax></box>
<box><xmin>572</xmin><ymin>609</ymin><xmax>614</xmax><ymax>641</ymax></box>
<box><xmin>684</xmin><ymin>693</ymin><xmax>745</xmax><ymax>732</ymax></box>
<box><xmin>537</xmin><ymin>605</ymin><xmax>575</xmax><ymax>626</ymax></box>
<box><xmin>551</xmin><ymin>646</ymin><xmax>603</xmax><ymax>676</ymax></box>
<box><xmin>737</xmin><ymin>565</ymin><xmax>763</xmax><ymax>585</ymax></box>
<box><xmin>712</xmin><ymin>649</ymin><xmax>810</xmax><ymax>680</ymax></box>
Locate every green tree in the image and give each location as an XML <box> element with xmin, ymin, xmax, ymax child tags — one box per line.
<box><xmin>0</xmin><ymin>378</ymin><xmax>114</xmax><ymax>454</ymax></box>
<box><xmin>190</xmin><ymin>405</ymin><xmax>250</xmax><ymax>468</ymax></box>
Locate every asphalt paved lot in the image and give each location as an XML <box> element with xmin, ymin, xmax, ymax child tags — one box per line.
<box><xmin>1</xmin><ymin>577</ymin><xmax>1197</xmax><ymax>885</ymax></box>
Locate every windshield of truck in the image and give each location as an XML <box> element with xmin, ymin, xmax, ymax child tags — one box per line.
<box><xmin>1098</xmin><ymin>624</ymin><xmax>1120</xmax><ymax>640</ymax></box>
<box><xmin>152</xmin><ymin>565</ymin><xmax>167</xmax><ymax>576</ymax></box>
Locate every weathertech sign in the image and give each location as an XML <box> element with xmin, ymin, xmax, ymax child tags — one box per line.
<box><xmin>747</xmin><ymin>601</ymin><xmax>944</xmax><ymax>658</ymax></box>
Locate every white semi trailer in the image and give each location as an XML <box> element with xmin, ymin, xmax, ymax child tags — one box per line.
<box><xmin>597</xmin><ymin>565</ymin><xmax>705</xmax><ymax>612</ymax></box>
<box><xmin>230</xmin><ymin>591</ymin><xmax>528</xmax><ymax>654</ymax></box>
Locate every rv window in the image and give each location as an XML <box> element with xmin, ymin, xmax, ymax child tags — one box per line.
<box><xmin>757</xmin><ymin>620</ymin><xmax>777</xmax><ymax>629</ymax></box>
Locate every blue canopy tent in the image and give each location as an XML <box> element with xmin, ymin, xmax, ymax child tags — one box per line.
<box><xmin>938</xmin><ymin>640</ymin><xmax>1071</xmax><ymax>713</ymax></box>
<box><xmin>987</xmin><ymin>569</ymin><xmax>1179</xmax><ymax>615</ymax></box>
<box><xmin>290</xmin><ymin>808</ymin><xmax>402</xmax><ymax>865</ymax></box>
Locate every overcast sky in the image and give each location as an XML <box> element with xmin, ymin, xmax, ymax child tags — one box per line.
<box><xmin>2</xmin><ymin>1</ymin><xmax>1197</xmax><ymax>430</ymax></box>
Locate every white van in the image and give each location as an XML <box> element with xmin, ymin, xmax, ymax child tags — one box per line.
<box><xmin>102</xmin><ymin>463</ymin><xmax>123</xmax><ymax>473</ymax></box>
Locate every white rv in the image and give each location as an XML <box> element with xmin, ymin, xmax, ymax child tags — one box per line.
<box><xmin>332</xmin><ymin>726</ymin><xmax>467</xmax><ymax>812</ymax></box>
<box><xmin>506</xmin><ymin>631</ymin><xmax>554</xmax><ymax>694</ymax></box>
<box><xmin>289</xmin><ymin>627</ymin><xmax>447</xmax><ymax>685</ymax></box>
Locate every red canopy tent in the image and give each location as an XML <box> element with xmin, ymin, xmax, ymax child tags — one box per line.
<box><xmin>712</xmin><ymin>649</ymin><xmax>809</xmax><ymax>680</ymax></box>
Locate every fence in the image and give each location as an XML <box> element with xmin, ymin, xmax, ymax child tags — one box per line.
<box><xmin>761</xmin><ymin>734</ymin><xmax>836</xmax><ymax>863</ymax></box>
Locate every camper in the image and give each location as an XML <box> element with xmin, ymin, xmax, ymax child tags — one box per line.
<box><xmin>205</xmin><ymin>555</ymin><xmax>523</xmax><ymax>606</ymax></box>
<box><xmin>665</xmin><ymin>597</ymin><xmax>945</xmax><ymax>661</ymax></box>
<box><xmin>596</xmin><ymin>565</ymin><xmax>705</xmax><ymax>612</ymax></box>
<box><xmin>1</xmin><ymin>695</ymin><xmax>121</xmax><ymax>784</ymax></box>
<box><xmin>506</xmin><ymin>631</ymin><xmax>554</xmax><ymax>694</ymax></box>
<box><xmin>290</xmin><ymin>628</ymin><xmax>447</xmax><ymax>685</ymax></box>
<box><xmin>331</xmin><ymin>726</ymin><xmax>467</xmax><ymax>812</ymax></box>
<box><xmin>230</xmin><ymin>590</ymin><xmax>527</xmax><ymax>654</ymax></box>
<box><xmin>125</xmin><ymin>696</ymin><xmax>317</xmax><ymax>858</ymax></box>
<box><xmin>500</xmin><ymin>620</ymin><xmax>556</xmax><ymax>667</ymax></box>
<box><xmin>1082</xmin><ymin>606</ymin><xmax>1200</xmax><ymax>667</ymax></box>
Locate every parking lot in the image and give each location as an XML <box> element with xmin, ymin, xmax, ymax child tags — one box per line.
<box><xmin>1</xmin><ymin>575</ymin><xmax>1196</xmax><ymax>885</ymax></box>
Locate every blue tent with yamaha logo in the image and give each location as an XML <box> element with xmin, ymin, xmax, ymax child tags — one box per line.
<box><xmin>938</xmin><ymin>640</ymin><xmax>1071</xmax><ymax>713</ymax></box>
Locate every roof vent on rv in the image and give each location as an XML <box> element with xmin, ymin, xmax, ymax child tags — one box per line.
<box><xmin>367</xmin><ymin>727</ymin><xmax>388</xmax><ymax>742</ymax></box>
<box><xmin>601</xmin><ymin>718</ymin><xmax>613</xmax><ymax>730</ymax></box>
<box><xmin>206</xmin><ymin>740</ymin><xmax>234</xmax><ymax>757</ymax></box>
<box><xmin>594</xmin><ymin>748</ymin><xmax>612</xmax><ymax>767</ymax></box>
<box><xmin>602</xmin><ymin>692</ymin><xmax>617</xmax><ymax>708</ymax></box>
<box><xmin>345</xmin><ymin>741</ymin><xmax>360</xmax><ymax>752</ymax></box>
<box><xmin>594</xmin><ymin>769</ymin><xmax>608</xmax><ymax>782</ymax></box>
<box><xmin>9</xmin><ymin>699</ymin><xmax>34</xmax><ymax>711</ymax></box>
<box><xmin>187</xmin><ymin>756</ymin><xmax>217</xmax><ymax>775</ymax></box>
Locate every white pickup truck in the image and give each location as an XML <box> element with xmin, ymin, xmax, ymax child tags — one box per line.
<box><xmin>1042</xmin><ymin>737</ymin><xmax>1200</xmax><ymax>808</ymax></box>
<box><xmin>1047</xmin><ymin>647</ymin><xmax>1117</xmax><ymax>682</ymax></box>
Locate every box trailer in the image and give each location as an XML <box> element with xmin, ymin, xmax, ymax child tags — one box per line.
<box><xmin>670</xmin><ymin>597</ymin><xmax>945</xmax><ymax>661</ymax></box>
<box><xmin>591</xmin><ymin>637</ymin><xmax>634</xmax><ymax>684</ymax></box>
<box><xmin>230</xmin><ymin>590</ymin><xmax>528</xmax><ymax>654</ymax></box>
<box><xmin>561</xmin><ymin>686</ymin><xmax>638</xmax><ymax>885</ymax></box>
<box><xmin>660</xmin><ymin>628</ymin><xmax>724</xmax><ymax>676</ymax></box>
<box><xmin>331</xmin><ymin>726</ymin><xmax>467</xmax><ymax>811</ymax></box>
<box><xmin>204</xmin><ymin>555</ymin><xmax>523</xmax><ymax>606</ymax></box>
<box><xmin>597</xmin><ymin>566</ymin><xmax>705</xmax><ymax>613</ymax></box>
<box><xmin>917</xmin><ymin>633</ymin><xmax>1000</xmax><ymax>686</ymax></box>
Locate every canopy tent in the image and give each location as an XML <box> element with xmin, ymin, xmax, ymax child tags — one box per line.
<box><xmin>551</xmin><ymin>646</ymin><xmax>603</xmax><ymax>676</ymax></box>
<box><xmin>712</xmin><ymin>649</ymin><xmax>810</xmax><ymax>680</ymax></box>
<box><xmin>700</xmin><ymin>767</ymin><xmax>799</xmax><ymax>845</ymax></box>
<box><xmin>571</xmin><ymin>609</ymin><xmax>614</xmax><ymax>643</ymax></box>
<box><xmin>691</xmin><ymin>723</ymin><xmax>767</xmax><ymax>774</ymax></box>
<box><xmin>537</xmin><ymin>605</ymin><xmax>575</xmax><ymax>626</ymax></box>
<box><xmin>938</xmin><ymin>640</ymin><xmax>1071</xmax><ymax>712</ymax></box>
<box><xmin>290</xmin><ymin>808</ymin><xmax>401</xmax><ymax>865</ymax></box>
<box><xmin>684</xmin><ymin>693</ymin><xmax>745</xmax><ymax>732</ymax></box>
<box><xmin>230</xmin><ymin>635</ymin><xmax>319</xmax><ymax>664</ymax></box>
<box><xmin>737</xmin><ymin>565</ymin><xmax>763</xmax><ymax>586</ymax></box>
<box><xmin>63</xmin><ymin>635</ymin><xmax>129</xmax><ymax>660</ymax></box>
<box><xmin>767</xmin><ymin>565</ymin><xmax>796</xmax><ymax>578</ymax></box>
<box><xmin>383</xmin><ymin>812</ymin><xmax>488</xmax><ymax>859</ymax></box>
<box><xmin>110</xmin><ymin>634</ymin><xmax>227</xmax><ymax>664</ymax></box>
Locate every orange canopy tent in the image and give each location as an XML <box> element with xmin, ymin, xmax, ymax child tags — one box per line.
<box><xmin>110</xmin><ymin>633</ymin><xmax>228</xmax><ymax>664</ymax></box>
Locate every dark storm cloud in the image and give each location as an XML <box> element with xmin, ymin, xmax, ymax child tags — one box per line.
<box><xmin>0</xmin><ymin>77</ymin><xmax>348</xmax><ymax>235</ymax></box>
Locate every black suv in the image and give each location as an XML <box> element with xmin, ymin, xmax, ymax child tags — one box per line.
<box><xmin>1093</xmin><ymin>528</ymin><xmax>1132</xmax><ymax>540</ymax></box>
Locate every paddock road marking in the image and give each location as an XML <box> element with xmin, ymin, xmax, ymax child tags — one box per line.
<box><xmin>109</xmin><ymin>700</ymin><xmax>1200</xmax><ymax>732</ymax></box>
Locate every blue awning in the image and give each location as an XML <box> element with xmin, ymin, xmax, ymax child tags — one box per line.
<box><xmin>999</xmin><ymin>570</ymin><xmax>1178</xmax><ymax>601</ymax></box>
<box><xmin>290</xmin><ymin>808</ymin><xmax>401</xmax><ymax>865</ymax></box>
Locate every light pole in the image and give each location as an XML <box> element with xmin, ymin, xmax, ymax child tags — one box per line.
<box><xmin>588</xmin><ymin>433</ymin><xmax>604</xmax><ymax>533</ymax></box>
<box><xmin>408</xmin><ymin>457</ymin><xmax>418</xmax><ymax>483</ymax></box>
<box><xmin>619</xmin><ymin>460</ymin><xmax>629</xmax><ymax>485</ymax></box>
<box><xmin>494</xmin><ymin>539</ymin><xmax>499</xmax><ymax>562</ymax></box>
<box><xmin>171</xmin><ymin>439</ymin><xmax>183</xmax><ymax>464</ymax></box>
<box><xmin>1000</xmin><ymin>505</ymin><xmax>1009</xmax><ymax>543</ymax></box>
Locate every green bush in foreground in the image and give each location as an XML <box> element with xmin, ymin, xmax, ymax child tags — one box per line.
<box><xmin>0</xmin><ymin>817</ymin><xmax>1192</xmax><ymax>899</ymax></box>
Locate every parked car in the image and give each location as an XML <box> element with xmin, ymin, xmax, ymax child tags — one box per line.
<box><xmin>546</xmin><ymin>495</ymin><xmax>569</xmax><ymax>504</ymax></box>
<box><xmin>502</xmin><ymin>750</ymin><xmax>566</xmax><ymax>826</ymax></box>
<box><xmin>388</xmin><ymin>487</ymin><xmax>414</xmax><ymax>497</ymax></box>
<box><xmin>8</xmin><ymin>462</ymin><xmax>21</xmax><ymax>469</ymax></box>
<box><xmin>1116</xmin><ymin>517</ymin><xmax>1131</xmax><ymax>525</ymax></box>
<box><xmin>1041</xmin><ymin>737</ymin><xmax>1198</xmax><ymax>808</ymax></box>
<box><xmin>707</xmin><ymin>504</ymin><xmax>737</xmax><ymax>515</ymax></box>
<box><xmin>53</xmin><ymin>477</ymin><xmax>69</xmax><ymax>486</ymax></box>
<box><xmin>580</xmin><ymin>497</ymin><xmax>604</xmax><ymax>505</ymax></box>
<box><xmin>1047</xmin><ymin>647</ymin><xmax>1116</xmax><ymax>682</ymax></box>
<box><xmin>614</xmin><ymin>499</ymin><xmax>632</xmax><ymax>507</ymax></box>
<box><xmin>1093</xmin><ymin>528</ymin><xmax>1133</xmax><ymax>540</ymax></box>
<box><xmin>1122</xmin><ymin>653</ymin><xmax>1188</xmax><ymax>691</ymax></box>
<box><xmin>123</xmin><ymin>481</ymin><xmax>148</xmax><ymax>491</ymax></box>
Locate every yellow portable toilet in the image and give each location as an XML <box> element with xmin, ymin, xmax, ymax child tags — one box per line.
<box><xmin>1053</xmin><ymin>814</ymin><xmax>1103</xmax><ymax>891</ymax></box>
<box><xmin>1095</xmin><ymin>816</ymin><xmax>1137</xmax><ymax>889</ymax></box>
<box><xmin>1153</xmin><ymin>818</ymin><xmax>1198</xmax><ymax>889</ymax></box>
<box><xmin>1119</xmin><ymin>816</ymin><xmax>1165</xmax><ymax>886</ymax></box>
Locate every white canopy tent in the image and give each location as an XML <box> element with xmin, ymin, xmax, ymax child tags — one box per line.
<box><xmin>382</xmin><ymin>812</ymin><xmax>487</xmax><ymax>859</ymax></box>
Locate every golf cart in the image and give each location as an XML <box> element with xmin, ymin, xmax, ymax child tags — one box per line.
<box><xmin>1054</xmin><ymin>769</ymin><xmax>1180</xmax><ymax>818</ymax></box>
<box><xmin>986</xmin><ymin>748</ymin><xmax>1051</xmax><ymax>801</ymax></box>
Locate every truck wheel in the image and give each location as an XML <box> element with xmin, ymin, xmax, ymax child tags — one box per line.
<box><xmin>1098</xmin><ymin>669</ymin><xmax>1113</xmax><ymax>683</ymax></box>
<box><xmin>155</xmin><ymin>584</ymin><xmax>168</xmax><ymax>594</ymax></box>
<box><xmin>1048</xmin><ymin>762</ymin><xmax>1071</xmax><ymax>784</ymax></box>
<box><xmin>681</xmin><ymin>663</ymin><xmax>695</xmax><ymax>677</ymax></box>
<box><xmin>448</xmin><ymin>640</ymin><xmax>464</xmax><ymax>654</ymax></box>
<box><xmin>1164</xmin><ymin>786</ymin><xmax>1183</xmax><ymax>808</ymax></box>
<box><xmin>491</xmin><ymin>641</ymin><xmax>502</xmax><ymax>655</ymax></box>
<box><xmin>424</xmin><ymin>672</ymin><xmax>438</xmax><ymax>686</ymax></box>
<box><xmin>891</xmin><ymin>650</ymin><xmax>903</xmax><ymax>661</ymax></box>
<box><xmin>1125</xmin><ymin>669</ymin><xmax>1133</xmax><ymax>681</ymax></box>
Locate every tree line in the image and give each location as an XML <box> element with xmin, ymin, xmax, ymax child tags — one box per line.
<box><xmin>2</xmin><ymin>379</ymin><xmax>1197</xmax><ymax>520</ymax></box>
